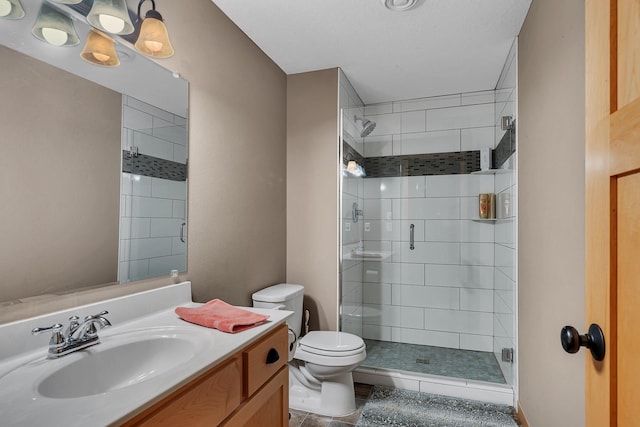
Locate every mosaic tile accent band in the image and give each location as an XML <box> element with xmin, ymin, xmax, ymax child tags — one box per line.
<box><xmin>343</xmin><ymin>132</ymin><xmax>519</xmax><ymax>178</ymax></box>
<box><xmin>493</xmin><ymin>121</ymin><xmax>516</xmax><ymax>169</ymax></box>
<box><xmin>122</xmin><ymin>151</ymin><xmax>187</xmax><ymax>182</ymax></box>
<box><xmin>365</xmin><ymin>150</ymin><xmax>480</xmax><ymax>177</ymax></box>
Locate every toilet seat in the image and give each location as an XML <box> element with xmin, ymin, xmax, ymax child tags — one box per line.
<box><xmin>299</xmin><ymin>331</ymin><xmax>365</xmax><ymax>357</ymax></box>
<box><xmin>295</xmin><ymin>331</ymin><xmax>366</xmax><ymax>367</ymax></box>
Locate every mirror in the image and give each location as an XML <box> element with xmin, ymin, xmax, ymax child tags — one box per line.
<box><xmin>0</xmin><ymin>1</ymin><xmax>188</xmax><ymax>305</ymax></box>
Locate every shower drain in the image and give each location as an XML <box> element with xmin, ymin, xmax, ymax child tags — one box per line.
<box><xmin>415</xmin><ymin>358</ymin><xmax>430</xmax><ymax>365</ymax></box>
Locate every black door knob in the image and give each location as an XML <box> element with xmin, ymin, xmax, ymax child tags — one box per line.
<box><xmin>560</xmin><ymin>323</ymin><xmax>605</xmax><ymax>361</ymax></box>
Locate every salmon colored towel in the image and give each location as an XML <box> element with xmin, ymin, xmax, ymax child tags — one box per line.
<box><xmin>175</xmin><ymin>299</ymin><xmax>269</xmax><ymax>333</ymax></box>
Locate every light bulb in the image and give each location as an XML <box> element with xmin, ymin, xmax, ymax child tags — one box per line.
<box><xmin>144</xmin><ymin>40</ymin><xmax>163</xmax><ymax>53</ymax></box>
<box><xmin>0</xmin><ymin>0</ymin><xmax>12</xmax><ymax>17</ymax></box>
<box><xmin>92</xmin><ymin>52</ymin><xmax>110</xmax><ymax>62</ymax></box>
<box><xmin>42</xmin><ymin>27</ymin><xmax>68</xmax><ymax>46</ymax></box>
<box><xmin>98</xmin><ymin>14</ymin><xmax>124</xmax><ymax>33</ymax></box>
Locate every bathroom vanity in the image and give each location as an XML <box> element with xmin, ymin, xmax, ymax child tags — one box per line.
<box><xmin>124</xmin><ymin>323</ymin><xmax>289</xmax><ymax>426</ymax></box>
<box><xmin>0</xmin><ymin>282</ymin><xmax>292</xmax><ymax>426</ymax></box>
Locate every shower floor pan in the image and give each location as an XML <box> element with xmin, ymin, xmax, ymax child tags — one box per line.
<box><xmin>362</xmin><ymin>339</ymin><xmax>506</xmax><ymax>384</ymax></box>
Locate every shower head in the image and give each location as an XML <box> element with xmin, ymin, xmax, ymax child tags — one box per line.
<box><xmin>354</xmin><ymin>116</ymin><xmax>377</xmax><ymax>138</ymax></box>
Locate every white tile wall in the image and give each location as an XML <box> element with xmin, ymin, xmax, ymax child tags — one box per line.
<box><xmin>392</xmin><ymin>284</ymin><xmax>460</xmax><ymax>310</ymax></box>
<box><xmin>426</xmin><ymin>104</ymin><xmax>494</xmax><ymax>132</ymax></box>
<box><xmin>364</xmin><ymin>135</ymin><xmax>393</xmax><ymax>157</ymax></box>
<box><xmin>401</xmin><ymin>110</ymin><xmax>427</xmax><ymax>133</ymax></box>
<box><xmin>392</xmin><ymin>198</ymin><xmax>460</xmax><ymax>220</ymax></box>
<box><xmin>364</xmin><ymin>282</ymin><xmax>392</xmax><ymax>305</ymax></box>
<box><xmin>363</xmin><ymin>261</ymin><xmax>425</xmax><ymax>285</ymax></box>
<box><xmin>462</xmin><ymin>90</ymin><xmax>496</xmax><ymax>106</ymax></box>
<box><xmin>461</xmin><ymin>127</ymin><xmax>496</xmax><ymax>151</ymax></box>
<box><xmin>364</xmin><ymin>176</ymin><xmax>426</xmax><ymax>199</ymax></box>
<box><xmin>395</xmin><ymin>130</ymin><xmax>461</xmax><ymax>155</ymax></box>
<box><xmin>362</xmin><ymin>173</ymin><xmax>499</xmax><ymax>350</ymax></box>
<box><xmin>395</xmin><ymin>94</ymin><xmax>461</xmax><ymax>112</ymax></box>
<box><xmin>356</xmin><ymin>89</ymin><xmax>502</xmax><ymax>352</ymax></box>
<box><xmin>426</xmin><ymin>309</ymin><xmax>493</xmax><ymax>335</ymax></box>
<box><xmin>424</xmin><ymin>264</ymin><xmax>494</xmax><ymax>289</ymax></box>
<box><xmin>118</xmin><ymin>96</ymin><xmax>188</xmax><ymax>283</ymax></box>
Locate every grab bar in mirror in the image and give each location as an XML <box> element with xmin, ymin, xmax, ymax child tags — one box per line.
<box><xmin>410</xmin><ymin>224</ymin><xmax>415</xmax><ymax>250</ymax></box>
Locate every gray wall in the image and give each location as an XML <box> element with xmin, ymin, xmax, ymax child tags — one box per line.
<box><xmin>0</xmin><ymin>45</ymin><xmax>120</xmax><ymax>302</ymax></box>
<box><xmin>518</xmin><ymin>0</ymin><xmax>586</xmax><ymax>425</ymax></box>
<box><xmin>286</xmin><ymin>69</ymin><xmax>340</xmax><ymax>332</ymax></box>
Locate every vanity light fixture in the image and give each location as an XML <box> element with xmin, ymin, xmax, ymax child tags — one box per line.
<box><xmin>0</xmin><ymin>0</ymin><xmax>25</xmax><ymax>20</ymax></box>
<box><xmin>80</xmin><ymin>28</ymin><xmax>120</xmax><ymax>67</ymax></box>
<box><xmin>32</xmin><ymin>1</ymin><xmax>80</xmax><ymax>47</ymax></box>
<box><xmin>134</xmin><ymin>0</ymin><xmax>174</xmax><ymax>58</ymax></box>
<box><xmin>87</xmin><ymin>0</ymin><xmax>134</xmax><ymax>35</ymax></box>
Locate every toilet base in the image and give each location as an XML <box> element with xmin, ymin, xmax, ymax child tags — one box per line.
<box><xmin>289</xmin><ymin>368</ymin><xmax>357</xmax><ymax>417</ymax></box>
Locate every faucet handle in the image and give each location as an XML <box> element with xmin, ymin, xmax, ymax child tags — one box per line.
<box><xmin>65</xmin><ymin>316</ymin><xmax>80</xmax><ymax>338</ymax></box>
<box><xmin>32</xmin><ymin>323</ymin><xmax>65</xmax><ymax>347</ymax></box>
<box><xmin>84</xmin><ymin>310</ymin><xmax>109</xmax><ymax>321</ymax></box>
<box><xmin>79</xmin><ymin>311</ymin><xmax>111</xmax><ymax>338</ymax></box>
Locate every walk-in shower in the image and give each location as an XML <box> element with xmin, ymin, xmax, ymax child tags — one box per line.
<box><xmin>338</xmin><ymin>41</ymin><xmax>518</xmax><ymax>405</ymax></box>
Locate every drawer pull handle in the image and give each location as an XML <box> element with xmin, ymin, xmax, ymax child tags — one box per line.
<box><xmin>266</xmin><ymin>348</ymin><xmax>280</xmax><ymax>364</ymax></box>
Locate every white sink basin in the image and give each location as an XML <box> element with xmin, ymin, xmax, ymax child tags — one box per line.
<box><xmin>0</xmin><ymin>326</ymin><xmax>210</xmax><ymax>401</ymax></box>
<box><xmin>38</xmin><ymin>333</ymin><xmax>198</xmax><ymax>399</ymax></box>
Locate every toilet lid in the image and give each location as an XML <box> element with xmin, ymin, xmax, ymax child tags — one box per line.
<box><xmin>299</xmin><ymin>331</ymin><xmax>365</xmax><ymax>357</ymax></box>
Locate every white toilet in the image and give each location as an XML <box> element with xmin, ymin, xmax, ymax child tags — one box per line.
<box><xmin>252</xmin><ymin>283</ymin><xmax>366</xmax><ymax>417</ymax></box>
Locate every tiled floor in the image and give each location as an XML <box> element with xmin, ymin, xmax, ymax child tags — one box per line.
<box><xmin>363</xmin><ymin>339</ymin><xmax>506</xmax><ymax>384</ymax></box>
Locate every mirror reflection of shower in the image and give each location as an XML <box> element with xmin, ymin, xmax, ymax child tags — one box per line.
<box><xmin>352</xmin><ymin>202</ymin><xmax>364</xmax><ymax>223</ymax></box>
<box><xmin>354</xmin><ymin>115</ymin><xmax>376</xmax><ymax>137</ymax></box>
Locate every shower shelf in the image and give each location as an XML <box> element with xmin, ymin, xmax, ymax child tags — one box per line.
<box><xmin>471</xmin><ymin>169</ymin><xmax>511</xmax><ymax>175</ymax></box>
<box><xmin>472</xmin><ymin>218</ymin><xmax>497</xmax><ymax>222</ymax></box>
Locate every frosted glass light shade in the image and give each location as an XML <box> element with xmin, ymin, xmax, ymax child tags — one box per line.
<box><xmin>32</xmin><ymin>2</ymin><xmax>79</xmax><ymax>47</ymax></box>
<box><xmin>0</xmin><ymin>0</ymin><xmax>25</xmax><ymax>20</ymax></box>
<box><xmin>80</xmin><ymin>29</ymin><xmax>120</xmax><ymax>67</ymax></box>
<box><xmin>87</xmin><ymin>0</ymin><xmax>134</xmax><ymax>35</ymax></box>
<box><xmin>134</xmin><ymin>14</ymin><xmax>174</xmax><ymax>58</ymax></box>
<box><xmin>49</xmin><ymin>0</ymin><xmax>81</xmax><ymax>4</ymax></box>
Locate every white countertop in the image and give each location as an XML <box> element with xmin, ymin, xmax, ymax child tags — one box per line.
<box><xmin>0</xmin><ymin>281</ymin><xmax>292</xmax><ymax>426</ymax></box>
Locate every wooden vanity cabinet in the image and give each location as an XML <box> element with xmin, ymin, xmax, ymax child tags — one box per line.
<box><xmin>123</xmin><ymin>324</ymin><xmax>289</xmax><ymax>427</ymax></box>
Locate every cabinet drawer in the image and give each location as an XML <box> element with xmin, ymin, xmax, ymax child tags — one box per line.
<box><xmin>123</xmin><ymin>354</ymin><xmax>243</xmax><ymax>427</ymax></box>
<box><xmin>222</xmin><ymin>365</ymin><xmax>289</xmax><ymax>427</ymax></box>
<box><xmin>244</xmin><ymin>323</ymin><xmax>288</xmax><ymax>396</ymax></box>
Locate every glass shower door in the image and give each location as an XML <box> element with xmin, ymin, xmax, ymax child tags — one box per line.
<box><xmin>118</xmin><ymin>95</ymin><xmax>188</xmax><ymax>283</ymax></box>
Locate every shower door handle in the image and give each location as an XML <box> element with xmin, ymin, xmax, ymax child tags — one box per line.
<box><xmin>180</xmin><ymin>222</ymin><xmax>186</xmax><ymax>243</ymax></box>
<box><xmin>410</xmin><ymin>224</ymin><xmax>415</xmax><ymax>250</ymax></box>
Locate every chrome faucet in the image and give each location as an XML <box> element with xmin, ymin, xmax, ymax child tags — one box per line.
<box><xmin>32</xmin><ymin>311</ymin><xmax>112</xmax><ymax>359</ymax></box>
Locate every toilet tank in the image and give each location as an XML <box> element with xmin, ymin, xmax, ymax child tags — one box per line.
<box><xmin>252</xmin><ymin>283</ymin><xmax>304</xmax><ymax>337</ymax></box>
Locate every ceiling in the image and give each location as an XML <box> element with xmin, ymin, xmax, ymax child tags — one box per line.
<box><xmin>210</xmin><ymin>0</ymin><xmax>531</xmax><ymax>104</ymax></box>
